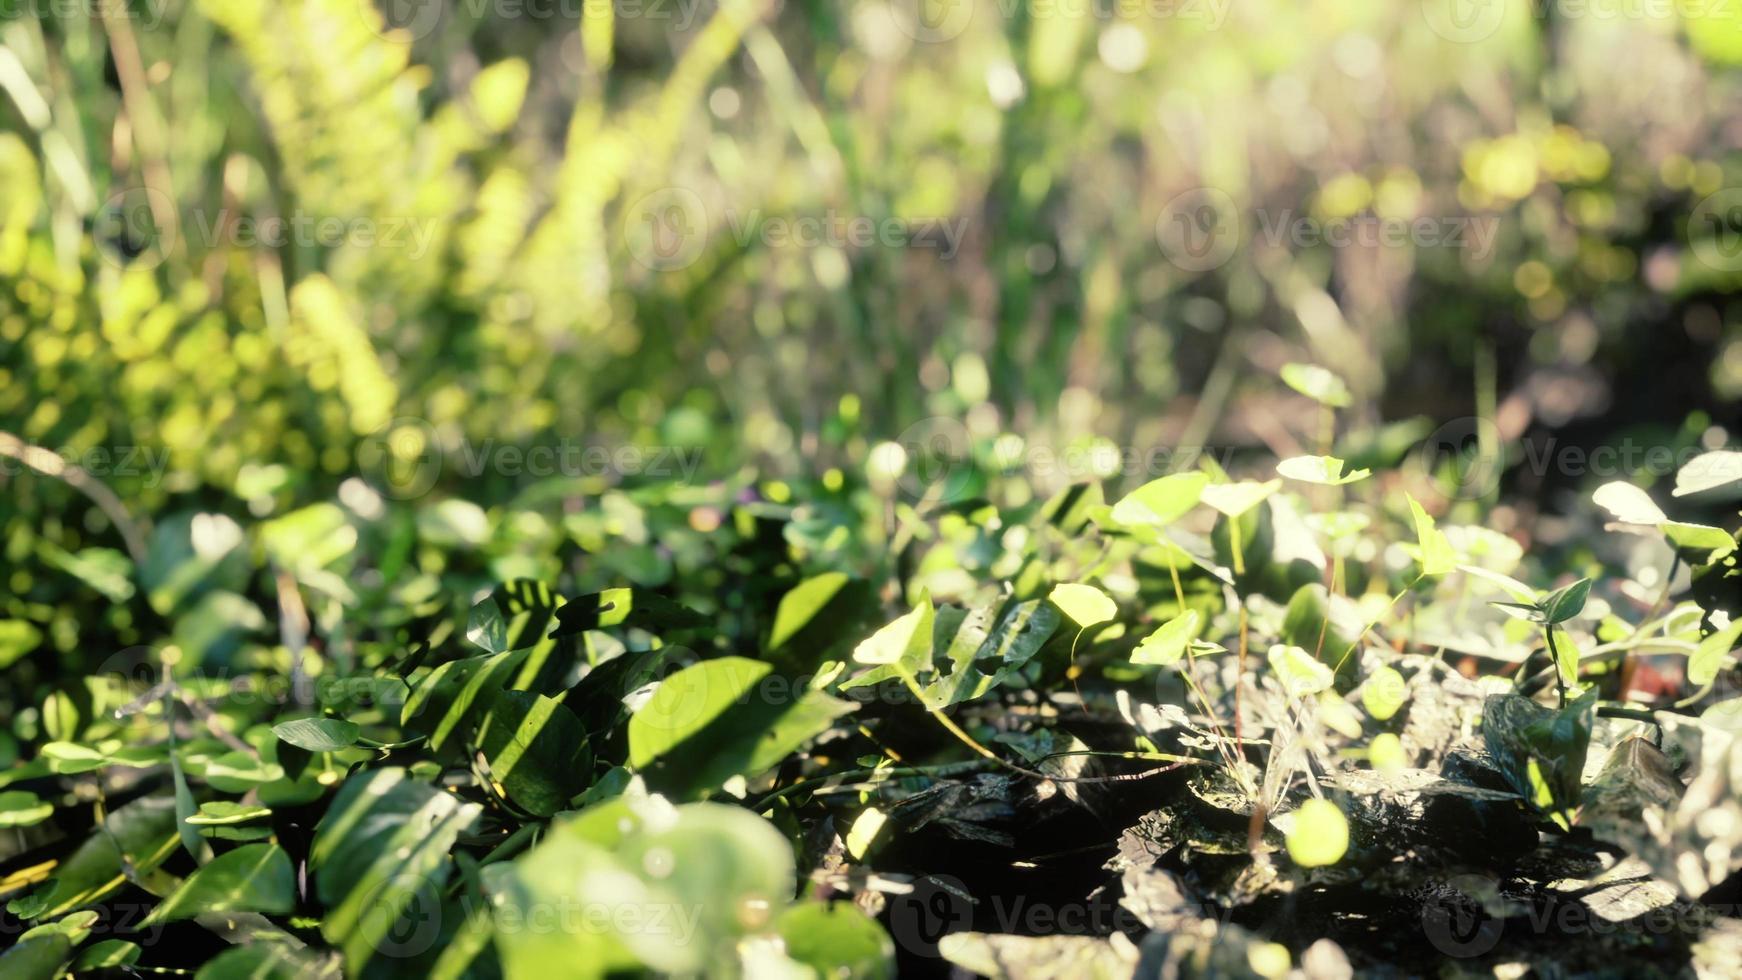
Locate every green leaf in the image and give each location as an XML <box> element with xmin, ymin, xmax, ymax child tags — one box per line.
<box><xmin>466</xmin><ymin>579</ymin><xmax>562</xmax><ymax>653</ymax></box>
<box><xmin>0</xmin><ymin>930</ymin><xmax>74</xmax><ymax>980</ymax></box>
<box><xmin>142</xmin><ymin>843</ymin><xmax>295</xmax><ymax>924</ymax></box>
<box><xmin>1276</xmin><ymin>455</ymin><xmax>1371</xmax><ymax>486</ymax></box>
<box><xmin>0</xmin><ymin>620</ymin><xmax>42</xmax><ymax>670</ymax></box>
<box><xmin>1132</xmin><ymin>610</ymin><xmax>1199</xmax><ymax>667</ymax></box>
<box><xmin>628</xmin><ymin>657</ymin><xmax>772</xmax><ymax>768</ymax></box>
<box><xmin>195</xmin><ymin>944</ymin><xmax>338</xmax><ymax>980</ymax></box>
<box><xmin>0</xmin><ymin>790</ymin><xmax>53</xmax><ymax>828</ymax></box>
<box><xmin>768</xmin><ymin>572</ymin><xmax>851</xmax><ymax>650</ymax></box>
<box><xmin>26</xmin><ymin>795</ymin><xmax>179</xmax><ymax>919</ymax></box>
<box><xmin>551</xmin><ymin>587</ymin><xmax>708</xmax><ymax>637</ymax></box>
<box><xmin>490</xmin><ymin>798</ymin><xmax>795</xmax><ymax>976</ymax></box>
<box><xmin>1048</xmin><ymin>583</ymin><xmax>1117</xmax><ymax>628</ymax></box>
<box><xmin>1540</xmin><ymin>578</ymin><xmax>1592</xmax><ymax>624</ymax></box>
<box><xmin>1482</xmin><ymin>688</ymin><xmax>1598</xmax><ymax>827</ymax></box>
<box><xmin>1109</xmin><ymin>473</ymin><xmax>1208</xmax><ymax>527</ymax></box>
<box><xmin>1689</xmin><ymin>618</ymin><xmax>1742</xmax><ymax>686</ymax></box>
<box><xmin>777</xmin><ymin>902</ymin><xmax>895</xmax><ymax>980</ymax></box>
<box><xmin>1361</xmin><ymin>666</ymin><xmax>1408</xmax><ymax>721</ymax></box>
<box><xmin>1279</xmin><ymin>583</ymin><xmax>1360</xmax><ymax>686</ymax></box>
<box><xmin>400</xmin><ymin>649</ymin><xmax>532</xmax><ymax>750</ymax></box>
<box><xmin>72</xmin><ymin>940</ymin><xmax>142</xmax><ymax>970</ymax></box>
<box><xmin>1281</xmin><ymin>363</ymin><xmax>1352</xmax><ymax>407</ymax></box>
<box><xmin>852</xmin><ymin>599</ymin><xmax>935</xmax><ymax>672</ymax></box>
<box><xmin>1200</xmin><ymin>480</ymin><xmax>1282</xmax><ymax>518</ymax></box>
<box><xmin>1674</xmin><ymin>449</ymin><xmax>1742</xmax><ymax>497</ymax></box>
<box><xmin>477</xmin><ymin>691</ymin><xmax>591</xmax><ymax>816</ymax></box>
<box><xmin>845</xmin><ymin>808</ymin><xmax>887</xmax><ymax>860</ymax></box>
<box><xmin>41</xmin><ymin>545</ymin><xmax>135</xmax><ymax>603</ymax></box>
<box><xmin>186</xmin><ymin>802</ymin><xmax>273</xmax><ymax>826</ymax></box>
<box><xmin>1591</xmin><ymin>481</ymin><xmax>1667</xmax><ymax>525</ymax></box>
<box><xmin>1550</xmin><ymin>630</ymin><xmax>1581</xmax><ymax>686</ymax></box>
<box><xmin>272</xmin><ymin>717</ymin><xmax>361</xmax><ymax>753</ymax></box>
<box><xmin>310</xmin><ymin>769</ymin><xmax>481</xmax><ymax>970</ymax></box>
<box><xmin>1284</xmin><ymin>798</ymin><xmax>1349</xmax><ymax>867</ymax></box>
<box><xmin>628</xmin><ymin>657</ymin><xmax>854</xmax><ymax>797</ymax></box>
<box><xmin>1459</xmin><ymin>564</ymin><xmax>1538</xmax><ymax>603</ymax></box>
<box><xmin>1369</xmin><ymin>733</ymin><xmax>1407</xmax><ymax>772</ymax></box>
<box><xmin>1405</xmin><ymin>493</ymin><xmax>1456</xmax><ymax>577</ymax></box>
<box><xmin>1268</xmin><ymin>644</ymin><xmax>1335</xmax><ymax>698</ymax></box>
<box><xmin>1662</xmin><ymin>521</ymin><xmax>1738</xmax><ymax>560</ymax></box>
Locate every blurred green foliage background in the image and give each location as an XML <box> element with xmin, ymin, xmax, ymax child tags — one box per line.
<box><xmin>2</xmin><ymin>0</ymin><xmax>1742</xmax><ymax>690</ymax></box>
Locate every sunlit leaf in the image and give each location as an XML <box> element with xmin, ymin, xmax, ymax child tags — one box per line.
<box><xmin>1405</xmin><ymin>493</ymin><xmax>1456</xmax><ymax>577</ymax></box>
<box><xmin>1268</xmin><ymin>644</ymin><xmax>1334</xmax><ymax>698</ymax></box>
<box><xmin>1110</xmin><ymin>473</ymin><xmax>1209</xmax><ymax>527</ymax></box>
<box><xmin>1132</xmin><ymin>610</ymin><xmax>1199</xmax><ymax>667</ymax></box>
<box><xmin>1689</xmin><ymin>618</ymin><xmax>1742</xmax><ymax>687</ymax></box>
<box><xmin>1276</xmin><ymin>455</ymin><xmax>1371</xmax><ymax>486</ymax></box>
<box><xmin>1048</xmin><ymin>583</ymin><xmax>1117</xmax><ymax>628</ymax></box>
<box><xmin>1201</xmin><ymin>480</ymin><xmax>1282</xmax><ymax>518</ymax></box>
<box><xmin>1281</xmin><ymin>363</ymin><xmax>1352</xmax><ymax>407</ymax></box>
<box><xmin>1284</xmin><ymin>798</ymin><xmax>1349</xmax><ymax>867</ymax></box>
<box><xmin>142</xmin><ymin>844</ymin><xmax>295</xmax><ymax>924</ymax></box>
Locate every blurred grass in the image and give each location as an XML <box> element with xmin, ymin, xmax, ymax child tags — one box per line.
<box><xmin>0</xmin><ymin>0</ymin><xmax>1739</xmax><ymax>515</ymax></box>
